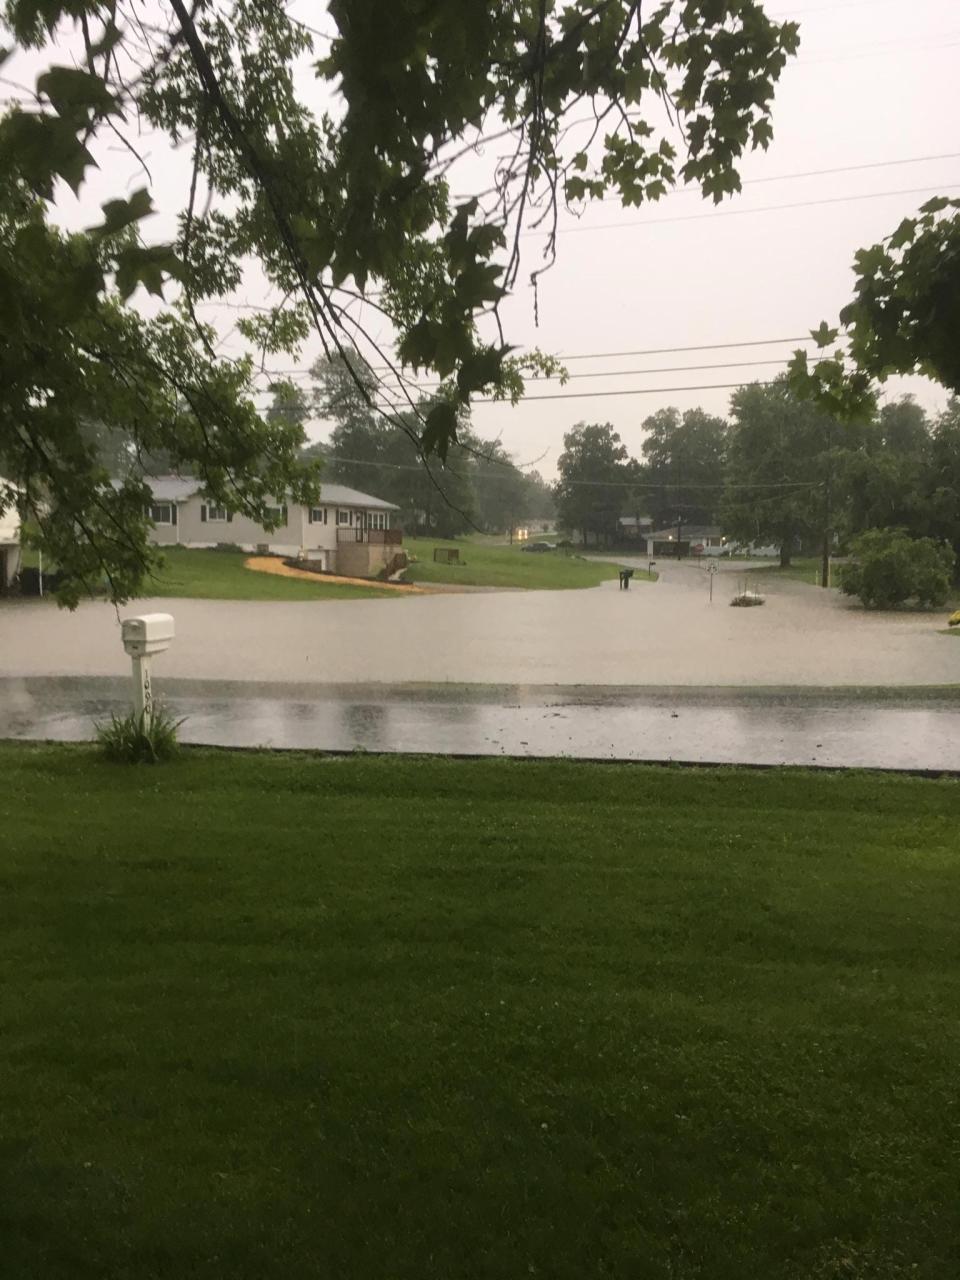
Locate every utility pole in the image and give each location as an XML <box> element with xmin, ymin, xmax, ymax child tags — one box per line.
<box><xmin>675</xmin><ymin>447</ymin><xmax>683</xmax><ymax>558</ymax></box>
<box><xmin>820</xmin><ymin>431</ymin><xmax>833</xmax><ymax>589</ymax></box>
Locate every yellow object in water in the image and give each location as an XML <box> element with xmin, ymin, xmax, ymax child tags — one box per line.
<box><xmin>949</xmin><ymin>610</ymin><xmax>960</xmax><ymax>627</ymax></box>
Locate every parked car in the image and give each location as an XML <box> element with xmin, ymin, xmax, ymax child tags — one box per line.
<box><xmin>521</xmin><ymin>541</ymin><xmax>556</xmax><ymax>553</ymax></box>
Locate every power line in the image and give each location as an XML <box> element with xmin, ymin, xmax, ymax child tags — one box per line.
<box><xmin>311</xmin><ymin>450</ymin><xmax>823</xmax><ymax>491</ymax></box>
<box><xmin>473</xmin><ymin>380</ymin><xmax>773</xmax><ymax>404</ymax></box>
<box><xmin>257</xmin><ymin>338</ymin><xmax>835</xmax><ymax>386</ymax></box>
<box><xmin>393</xmin><ymin>358</ymin><xmax>791</xmax><ymax>390</ymax></box>
<box><xmin>543</xmin><ymin>184</ymin><xmax>960</xmax><ymax>236</ymax></box>
<box><xmin>597</xmin><ymin>151</ymin><xmax>960</xmax><ymax>203</ymax></box>
<box><xmin>372</xmin><ymin>335</ymin><xmax>824</xmax><ymax>376</ymax></box>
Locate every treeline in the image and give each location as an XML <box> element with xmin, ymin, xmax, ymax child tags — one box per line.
<box><xmin>275</xmin><ymin>355</ymin><xmax>554</xmax><ymax>538</ymax></box>
<box><xmin>554</xmin><ymin>376</ymin><xmax>960</xmax><ymax>571</ymax></box>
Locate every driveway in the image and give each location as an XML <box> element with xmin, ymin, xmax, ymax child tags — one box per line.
<box><xmin>0</xmin><ymin>560</ymin><xmax>954</xmax><ymax>687</ymax></box>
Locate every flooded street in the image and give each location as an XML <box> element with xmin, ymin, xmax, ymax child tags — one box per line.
<box><xmin>2</xmin><ymin>562</ymin><xmax>957</xmax><ymax>767</ymax></box>
<box><xmin>1</xmin><ymin>561</ymin><xmax>956</xmax><ymax>687</ymax></box>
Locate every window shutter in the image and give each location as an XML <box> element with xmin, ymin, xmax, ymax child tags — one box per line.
<box><xmin>282</xmin><ymin>505</ymin><xmax>288</xmax><ymax>524</ymax></box>
<box><xmin>323</xmin><ymin>508</ymin><xmax>328</xmax><ymax>525</ymax></box>
<box><xmin>308</xmin><ymin>508</ymin><xmax>313</xmax><ymax>525</ymax></box>
<box><xmin>172</xmin><ymin>504</ymin><xmax>178</xmax><ymax>526</ymax></box>
<box><xmin>200</xmin><ymin>504</ymin><xmax>207</xmax><ymax>523</ymax></box>
<box><xmin>227</xmin><ymin>511</ymin><xmax>233</xmax><ymax>524</ymax></box>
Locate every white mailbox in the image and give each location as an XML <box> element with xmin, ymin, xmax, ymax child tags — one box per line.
<box><xmin>121</xmin><ymin>613</ymin><xmax>175</xmax><ymax>658</ymax></box>
<box><xmin>120</xmin><ymin>612</ymin><xmax>175</xmax><ymax>719</ymax></box>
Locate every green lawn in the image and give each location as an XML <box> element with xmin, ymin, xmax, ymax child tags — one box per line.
<box><xmin>1</xmin><ymin>745</ymin><xmax>958</xmax><ymax>1279</ymax></box>
<box><xmin>140</xmin><ymin>547</ymin><xmax>394</xmax><ymax>601</ymax></box>
<box><xmin>403</xmin><ymin>537</ymin><xmax>642</xmax><ymax>589</ymax></box>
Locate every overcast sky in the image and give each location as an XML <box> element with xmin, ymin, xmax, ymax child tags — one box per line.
<box><xmin>9</xmin><ymin>0</ymin><xmax>960</xmax><ymax>477</ymax></box>
<box><xmin>458</xmin><ymin>0</ymin><xmax>960</xmax><ymax>472</ymax></box>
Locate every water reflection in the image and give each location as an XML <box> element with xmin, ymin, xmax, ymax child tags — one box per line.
<box><xmin>0</xmin><ymin>677</ymin><xmax>956</xmax><ymax>771</ymax></box>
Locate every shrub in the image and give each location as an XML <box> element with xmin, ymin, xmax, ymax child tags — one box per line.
<box><xmin>841</xmin><ymin>529</ymin><xmax>955</xmax><ymax>610</ymax></box>
<box><xmin>95</xmin><ymin>707</ymin><xmax>184</xmax><ymax>764</ymax></box>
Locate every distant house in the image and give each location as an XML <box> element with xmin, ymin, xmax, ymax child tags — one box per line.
<box><xmin>618</xmin><ymin>515</ymin><xmax>653</xmax><ymax>542</ymax></box>
<box><xmin>644</xmin><ymin>525</ymin><xmax>726</xmax><ymax>557</ymax></box>
<box><xmin>0</xmin><ymin>477</ymin><xmax>21</xmax><ymax>594</ymax></box>
<box><xmin>143</xmin><ymin>476</ymin><xmax>401</xmax><ymax>577</ymax></box>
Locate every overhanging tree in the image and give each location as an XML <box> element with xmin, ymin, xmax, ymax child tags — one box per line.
<box><xmin>790</xmin><ymin>197</ymin><xmax>960</xmax><ymax>417</ymax></box>
<box><xmin>0</xmin><ymin>0</ymin><xmax>799</xmax><ymax>602</ymax></box>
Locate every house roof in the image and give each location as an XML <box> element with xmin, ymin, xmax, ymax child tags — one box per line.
<box><xmin>139</xmin><ymin>475</ymin><xmax>399</xmax><ymax>511</ymax></box>
<box><xmin>142</xmin><ymin>475</ymin><xmax>202</xmax><ymax>503</ymax></box>
<box><xmin>315</xmin><ymin>483</ymin><xmax>399</xmax><ymax>511</ymax></box>
<box><xmin>647</xmin><ymin>525</ymin><xmax>724</xmax><ymax>540</ymax></box>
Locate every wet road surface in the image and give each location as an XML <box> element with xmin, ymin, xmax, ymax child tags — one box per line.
<box><xmin>2</xmin><ymin>677</ymin><xmax>958</xmax><ymax>771</ymax></box>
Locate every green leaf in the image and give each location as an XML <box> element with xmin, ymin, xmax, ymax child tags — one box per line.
<box><xmin>811</xmin><ymin>321</ymin><xmax>838</xmax><ymax>349</ymax></box>
<box><xmin>114</xmin><ymin>243</ymin><xmax>183</xmax><ymax>300</ymax></box>
<box><xmin>87</xmin><ymin>20</ymin><xmax>124</xmax><ymax>60</ymax></box>
<box><xmin>456</xmin><ymin>345</ymin><xmax>505</xmax><ymax>396</ymax></box>
<box><xmin>887</xmin><ymin>217</ymin><xmax>916</xmax><ymax>251</ymax></box>
<box><xmin>0</xmin><ymin>112</ymin><xmax>97</xmax><ymax>196</ymax></box>
<box><xmin>89</xmin><ymin>187</ymin><xmax>154</xmax><ymax>238</ymax></box>
<box><xmin>36</xmin><ymin>65</ymin><xmax>119</xmax><ymax>120</ymax></box>
<box><xmin>919</xmin><ymin>196</ymin><xmax>951</xmax><ymax>215</ymax></box>
<box><xmin>397</xmin><ymin>317</ymin><xmax>438</xmax><ymax>370</ymax></box>
<box><xmin>421</xmin><ymin>401</ymin><xmax>458</xmax><ymax>462</ymax></box>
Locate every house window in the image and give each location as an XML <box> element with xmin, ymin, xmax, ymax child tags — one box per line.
<box><xmin>201</xmin><ymin>503</ymin><xmax>231</xmax><ymax>523</ymax></box>
<box><xmin>367</xmin><ymin>510</ymin><xmax>387</xmax><ymax>530</ymax></box>
<box><xmin>149</xmin><ymin>503</ymin><xmax>173</xmax><ymax>525</ymax></box>
<box><xmin>264</xmin><ymin>505</ymin><xmax>288</xmax><ymax>526</ymax></box>
<box><xmin>309</xmin><ymin>507</ymin><xmax>327</xmax><ymax>525</ymax></box>
<box><xmin>337</xmin><ymin>509</ymin><xmax>351</xmax><ymax>526</ymax></box>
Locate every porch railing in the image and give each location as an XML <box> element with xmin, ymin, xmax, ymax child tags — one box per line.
<box><xmin>336</xmin><ymin>527</ymin><xmax>403</xmax><ymax>545</ymax></box>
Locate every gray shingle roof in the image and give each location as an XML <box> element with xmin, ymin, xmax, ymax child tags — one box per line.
<box><xmin>142</xmin><ymin>476</ymin><xmax>202</xmax><ymax>503</ymax></box>
<box><xmin>314</xmin><ymin>483</ymin><xmax>399</xmax><ymax>511</ymax></box>
<box><xmin>140</xmin><ymin>476</ymin><xmax>398</xmax><ymax>511</ymax></box>
<box><xmin>647</xmin><ymin>525</ymin><xmax>723</xmax><ymax>540</ymax></box>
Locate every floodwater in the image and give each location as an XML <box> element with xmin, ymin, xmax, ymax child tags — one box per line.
<box><xmin>2</xmin><ymin>561</ymin><xmax>957</xmax><ymax>768</ymax></box>
<box><xmin>0</xmin><ymin>561</ymin><xmax>957</xmax><ymax>687</ymax></box>
<box><xmin>2</xmin><ymin>677</ymin><xmax>958</xmax><ymax>771</ymax></box>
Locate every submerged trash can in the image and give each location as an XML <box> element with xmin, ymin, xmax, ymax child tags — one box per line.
<box><xmin>619</xmin><ymin>568</ymin><xmax>634</xmax><ymax>590</ymax></box>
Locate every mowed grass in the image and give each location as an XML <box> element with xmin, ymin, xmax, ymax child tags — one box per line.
<box><xmin>403</xmin><ymin>537</ymin><xmax>633</xmax><ymax>588</ymax></box>
<box><xmin>139</xmin><ymin>547</ymin><xmax>393</xmax><ymax>601</ymax></box>
<box><xmin>1</xmin><ymin>745</ymin><xmax>958</xmax><ymax>1280</ymax></box>
<box><xmin>744</xmin><ymin>557</ymin><xmax>831</xmax><ymax>587</ymax></box>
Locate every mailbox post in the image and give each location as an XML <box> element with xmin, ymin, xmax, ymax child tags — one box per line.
<box><xmin>120</xmin><ymin>613</ymin><xmax>175</xmax><ymax>719</ymax></box>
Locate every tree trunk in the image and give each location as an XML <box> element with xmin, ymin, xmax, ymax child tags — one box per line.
<box><xmin>779</xmin><ymin>539</ymin><xmax>792</xmax><ymax>569</ymax></box>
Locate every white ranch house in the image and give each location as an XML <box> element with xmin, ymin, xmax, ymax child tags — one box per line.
<box><xmin>144</xmin><ymin>477</ymin><xmax>402</xmax><ymax>577</ymax></box>
<box><xmin>644</xmin><ymin>525</ymin><xmax>727</xmax><ymax>557</ymax></box>
<box><xmin>0</xmin><ymin>476</ymin><xmax>21</xmax><ymax>594</ymax></box>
